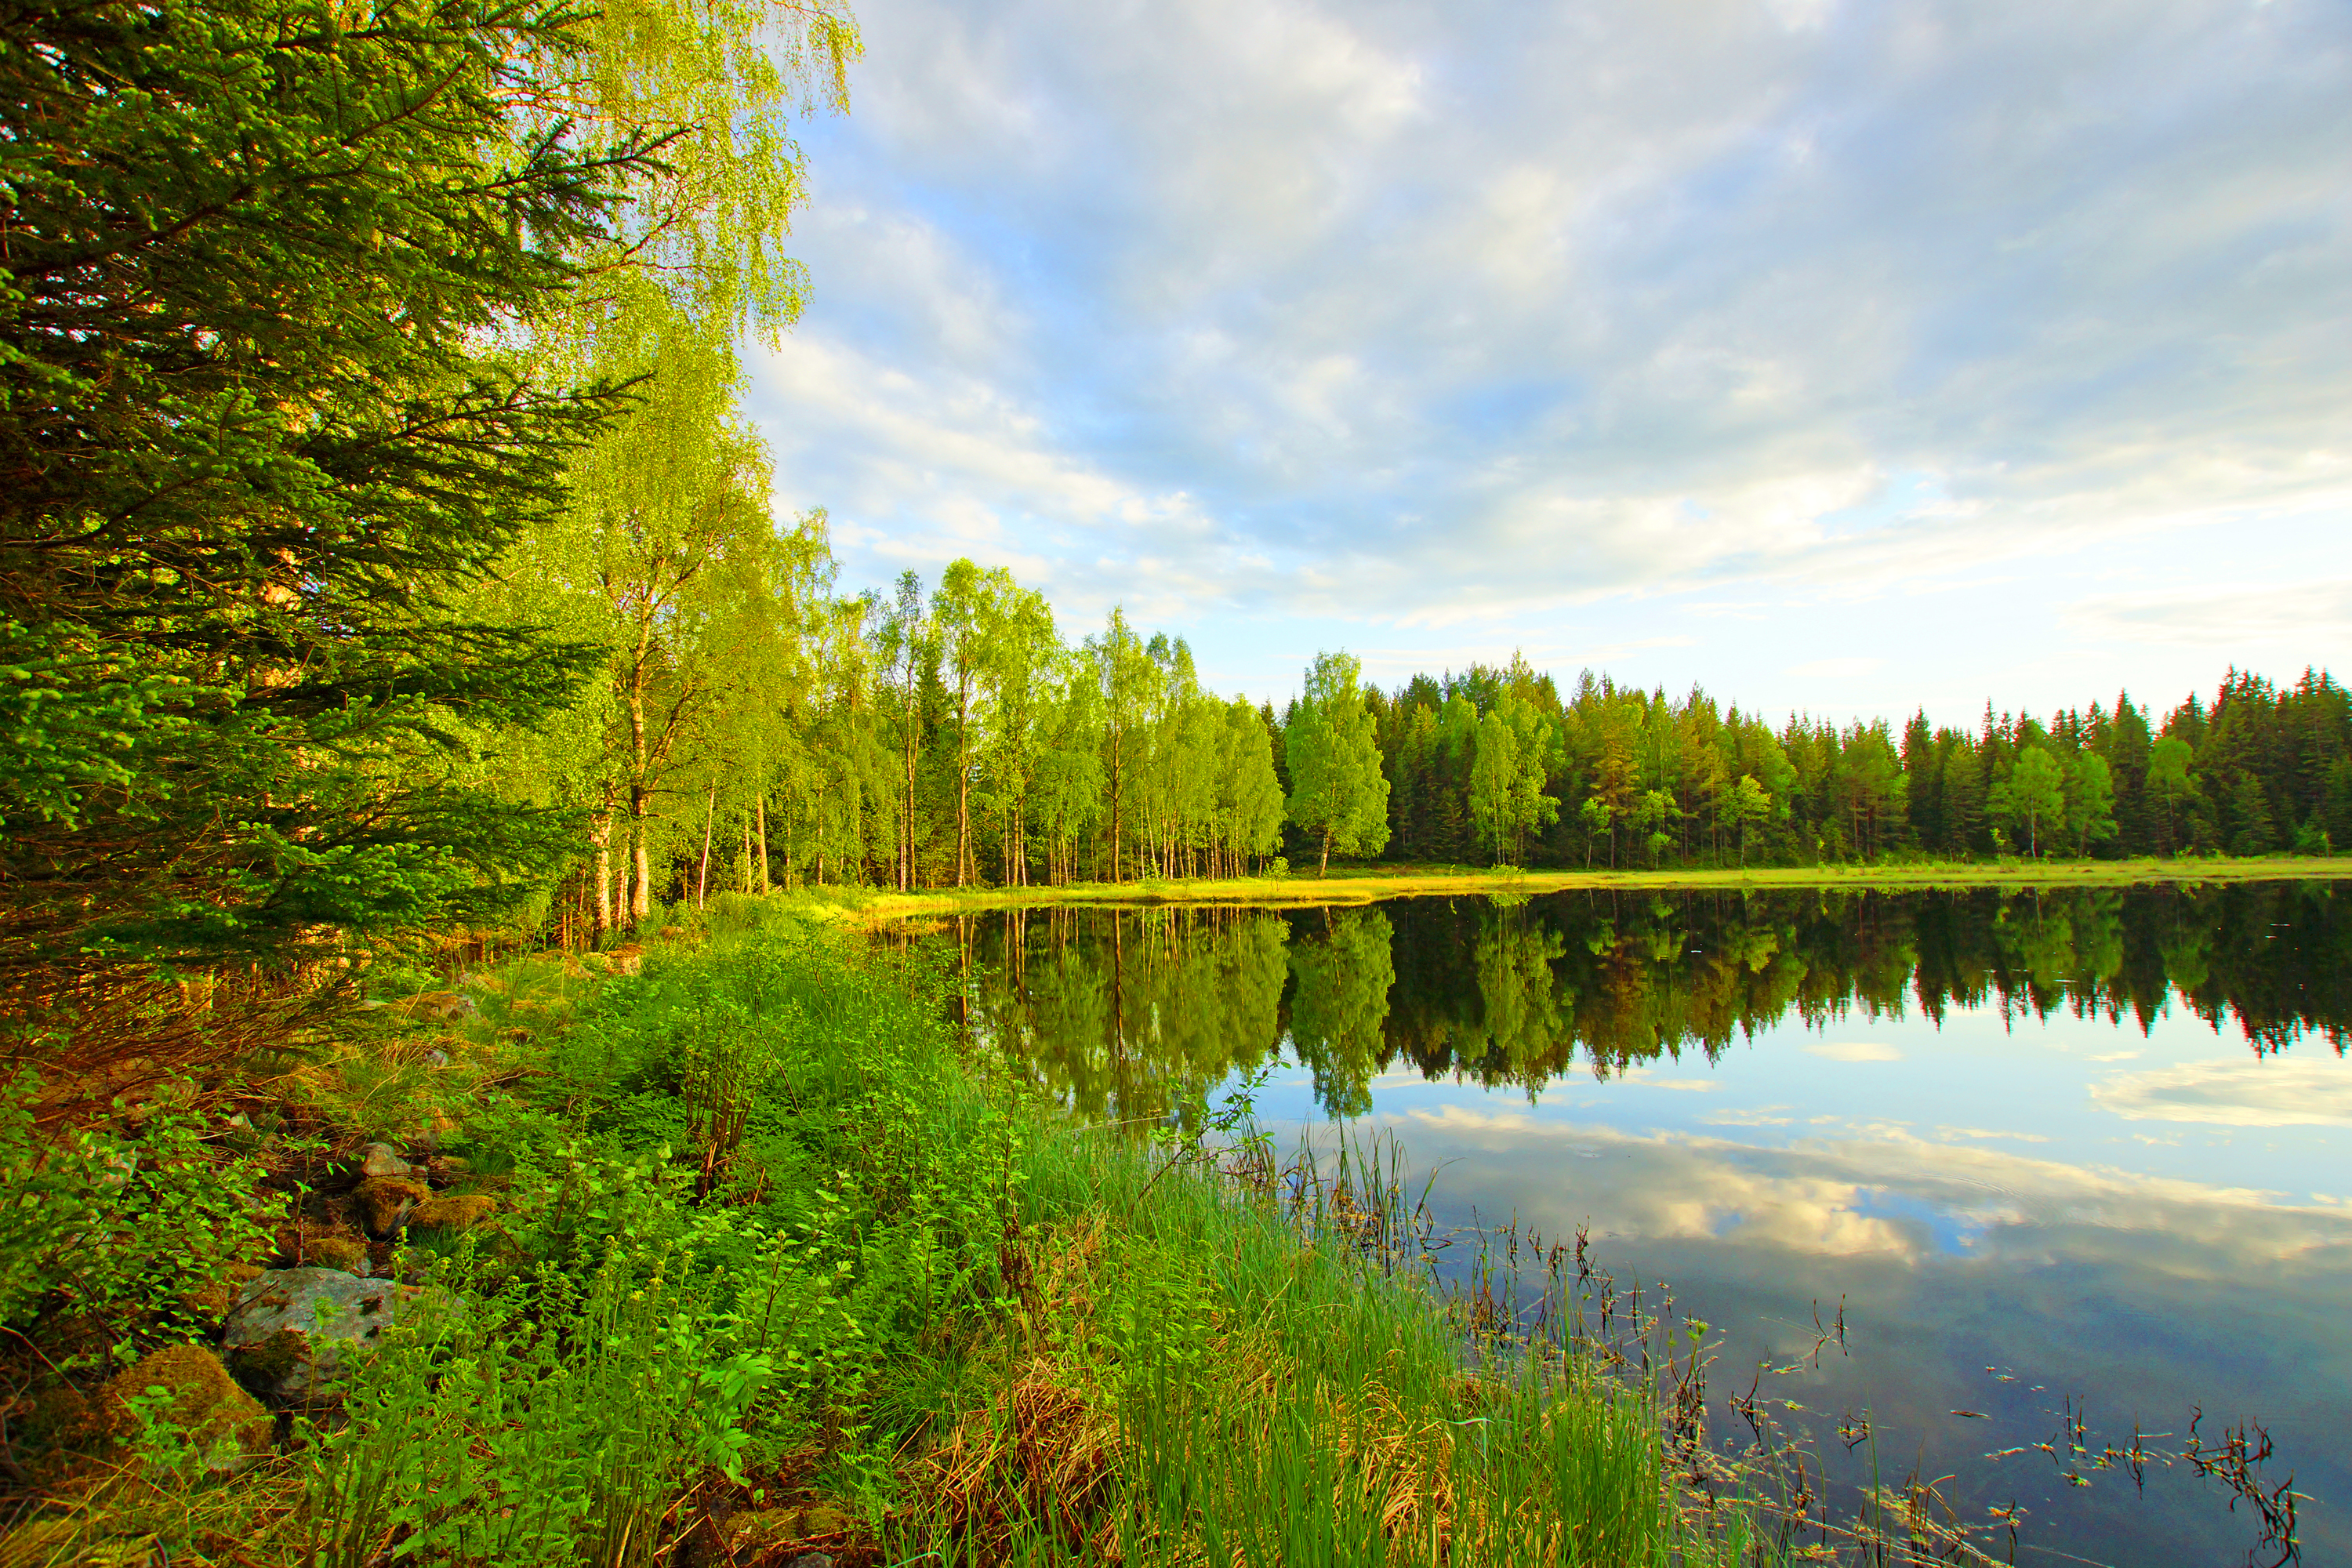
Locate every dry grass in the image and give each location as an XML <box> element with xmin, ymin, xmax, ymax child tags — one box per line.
<box><xmin>908</xmin><ymin>1357</ymin><xmax>1123</xmax><ymax>1559</ymax></box>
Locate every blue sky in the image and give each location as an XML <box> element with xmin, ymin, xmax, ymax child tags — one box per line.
<box><xmin>746</xmin><ymin>0</ymin><xmax>2352</xmax><ymax>725</ymax></box>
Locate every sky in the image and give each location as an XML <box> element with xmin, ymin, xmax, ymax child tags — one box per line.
<box><xmin>746</xmin><ymin>0</ymin><xmax>2352</xmax><ymax>726</ymax></box>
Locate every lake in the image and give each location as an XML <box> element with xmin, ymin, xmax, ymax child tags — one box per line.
<box><xmin>917</xmin><ymin>882</ymin><xmax>2351</xmax><ymax>1566</ymax></box>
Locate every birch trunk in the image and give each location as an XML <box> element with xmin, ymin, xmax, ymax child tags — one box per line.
<box><xmin>590</xmin><ymin>813</ymin><xmax>613</xmax><ymax>941</ymax></box>
<box><xmin>696</xmin><ymin>779</ymin><xmax>716</xmax><ymax>907</ymax></box>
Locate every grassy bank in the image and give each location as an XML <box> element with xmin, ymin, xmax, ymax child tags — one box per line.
<box><xmin>843</xmin><ymin>855</ymin><xmax>2352</xmax><ymax>920</ymax></box>
<box><xmin>2</xmin><ymin>917</ymin><xmax>1755</xmax><ymax>1566</ymax></box>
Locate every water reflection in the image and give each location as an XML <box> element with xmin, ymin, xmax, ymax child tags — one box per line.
<box><xmin>936</xmin><ymin>883</ymin><xmax>2352</xmax><ymax>1562</ymax></box>
<box><xmin>953</xmin><ymin>884</ymin><xmax>2350</xmax><ymax>1125</ymax></box>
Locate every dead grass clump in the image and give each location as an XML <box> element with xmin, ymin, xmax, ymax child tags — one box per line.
<box><xmin>909</xmin><ymin>1357</ymin><xmax>1121</xmax><ymax>1558</ymax></box>
<box><xmin>1021</xmin><ymin>1212</ymin><xmax>1106</xmax><ymax>1325</ymax></box>
<box><xmin>1316</xmin><ymin>1381</ymin><xmax>1461</xmax><ymax>1550</ymax></box>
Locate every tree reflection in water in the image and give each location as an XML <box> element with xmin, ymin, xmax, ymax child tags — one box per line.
<box><xmin>943</xmin><ymin>881</ymin><xmax>2350</xmax><ymax>1123</ymax></box>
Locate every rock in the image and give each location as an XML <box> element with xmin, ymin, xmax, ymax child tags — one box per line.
<box><xmin>303</xmin><ymin>1235</ymin><xmax>372</xmax><ymax>1272</ymax></box>
<box><xmin>221</xmin><ymin>1267</ymin><xmax>460</xmax><ymax>1404</ymax></box>
<box><xmin>408</xmin><ymin>1192</ymin><xmax>495</xmax><ymax>1232</ymax></box>
<box><xmin>101</xmin><ymin>1345</ymin><xmax>274</xmax><ymax>1478</ymax></box>
<box><xmin>350</xmin><ymin>1176</ymin><xmax>430</xmax><ymax>1236</ymax></box>
<box><xmin>358</xmin><ymin>1142</ymin><xmax>411</xmax><ymax>1178</ymax></box>
<box><xmin>606</xmin><ymin>944</ymin><xmax>645</xmax><ymax>977</ymax></box>
<box><xmin>711</xmin><ymin>1504</ymin><xmax>852</xmax><ymax>1563</ymax></box>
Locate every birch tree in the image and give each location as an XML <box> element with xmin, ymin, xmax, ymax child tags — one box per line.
<box><xmin>1284</xmin><ymin>652</ymin><xmax>1392</xmax><ymax>877</ymax></box>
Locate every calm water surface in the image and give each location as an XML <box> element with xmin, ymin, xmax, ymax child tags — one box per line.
<box><xmin>923</xmin><ymin>884</ymin><xmax>2352</xmax><ymax>1566</ymax></box>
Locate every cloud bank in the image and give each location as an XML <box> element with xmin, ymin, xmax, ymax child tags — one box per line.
<box><xmin>752</xmin><ymin>0</ymin><xmax>2352</xmax><ymax>695</ymax></box>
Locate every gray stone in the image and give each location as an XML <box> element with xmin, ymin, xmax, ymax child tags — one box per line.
<box><xmin>220</xmin><ymin>1267</ymin><xmax>459</xmax><ymax>1404</ymax></box>
<box><xmin>357</xmin><ymin>1142</ymin><xmax>410</xmax><ymax>1178</ymax></box>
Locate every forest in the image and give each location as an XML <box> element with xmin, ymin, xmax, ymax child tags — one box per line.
<box><xmin>3</xmin><ymin>3</ymin><xmax>2341</xmax><ymax>1563</ymax></box>
<box><xmin>501</xmin><ymin>546</ymin><xmax>2352</xmax><ymax>940</ymax></box>
<box><xmin>4</xmin><ymin>0</ymin><xmax>2348</xmax><ymax>996</ymax></box>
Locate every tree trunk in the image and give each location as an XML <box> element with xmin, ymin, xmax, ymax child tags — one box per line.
<box><xmin>630</xmin><ymin>787</ymin><xmax>652</xmax><ymax>922</ymax></box>
<box><xmin>590</xmin><ymin>813</ymin><xmax>613</xmax><ymax>942</ymax></box>
<box><xmin>956</xmin><ymin>695</ymin><xmax>972</xmax><ymax>887</ymax></box>
<box><xmin>754</xmin><ymin>795</ymin><xmax>769</xmax><ymax>893</ymax></box>
<box><xmin>1319</xmin><ymin>829</ymin><xmax>1331</xmax><ymax>877</ymax></box>
<box><xmin>696</xmin><ymin>779</ymin><xmax>716</xmax><ymax>907</ymax></box>
<box><xmin>902</xmin><ymin>682</ymin><xmax>919</xmax><ymax>891</ymax></box>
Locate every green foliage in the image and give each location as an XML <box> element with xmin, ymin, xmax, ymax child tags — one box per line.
<box><xmin>300</xmin><ymin>1241</ymin><xmax>779</xmax><ymax>1566</ymax></box>
<box><xmin>1990</xmin><ymin>746</ymin><xmax>2067</xmax><ymax>857</ymax></box>
<box><xmin>1285</xmin><ymin>650</ymin><xmax>1394</xmax><ymax>876</ymax></box>
<box><xmin>2064</xmin><ymin>752</ymin><xmax>2121</xmax><ymax>855</ymax></box>
<box><xmin>0</xmin><ymin>0</ymin><xmax>660</xmax><ymax>983</ymax></box>
<box><xmin>0</xmin><ymin>1084</ymin><xmax>281</xmax><ymax>1357</ymax></box>
<box><xmin>1286</xmin><ymin>910</ymin><xmax>1399</xmax><ymax>1119</ymax></box>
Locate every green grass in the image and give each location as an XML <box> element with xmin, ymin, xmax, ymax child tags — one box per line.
<box><xmin>3</xmin><ymin>916</ymin><xmax>1764</xmax><ymax>1566</ymax></box>
<box><xmin>847</xmin><ymin>854</ymin><xmax>2352</xmax><ymax>920</ymax></box>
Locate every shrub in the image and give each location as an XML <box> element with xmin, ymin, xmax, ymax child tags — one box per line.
<box><xmin>0</xmin><ymin>1080</ymin><xmax>281</xmax><ymax>1363</ymax></box>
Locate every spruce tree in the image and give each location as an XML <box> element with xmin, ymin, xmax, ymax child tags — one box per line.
<box><xmin>0</xmin><ymin>0</ymin><xmax>644</xmax><ymax>985</ymax></box>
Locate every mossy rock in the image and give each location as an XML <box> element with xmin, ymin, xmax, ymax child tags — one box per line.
<box><xmin>101</xmin><ymin>1345</ymin><xmax>274</xmax><ymax>1479</ymax></box>
<box><xmin>718</xmin><ymin>1503</ymin><xmax>853</xmax><ymax>1558</ymax></box>
<box><xmin>350</xmin><ymin>1175</ymin><xmax>430</xmax><ymax>1236</ymax></box>
<box><xmin>408</xmin><ymin>1192</ymin><xmax>496</xmax><ymax>1232</ymax></box>
<box><xmin>303</xmin><ymin>1235</ymin><xmax>372</xmax><ymax>1272</ymax></box>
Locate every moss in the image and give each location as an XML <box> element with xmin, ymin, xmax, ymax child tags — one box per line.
<box><xmin>350</xmin><ymin>1176</ymin><xmax>430</xmax><ymax>1235</ymax></box>
<box><xmin>304</xmin><ymin>1235</ymin><xmax>372</xmax><ymax>1272</ymax></box>
<box><xmin>100</xmin><ymin>1344</ymin><xmax>274</xmax><ymax>1478</ymax></box>
<box><xmin>408</xmin><ymin>1192</ymin><xmax>496</xmax><ymax>1232</ymax></box>
<box><xmin>16</xmin><ymin>1383</ymin><xmax>104</xmax><ymax>1468</ymax></box>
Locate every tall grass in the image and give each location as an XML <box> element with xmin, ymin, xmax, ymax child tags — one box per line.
<box><xmin>5</xmin><ymin>914</ymin><xmax>1761</xmax><ymax>1565</ymax></box>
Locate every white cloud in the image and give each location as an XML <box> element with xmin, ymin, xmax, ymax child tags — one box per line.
<box><xmin>755</xmin><ymin>0</ymin><xmax>2352</xmax><ymax>674</ymax></box>
<box><xmin>1937</xmin><ymin>1126</ymin><xmax>2051</xmax><ymax>1143</ymax></box>
<box><xmin>2063</xmin><ymin>578</ymin><xmax>2352</xmax><ymax>651</ymax></box>
<box><xmin>1805</xmin><ymin>1040</ymin><xmax>1903</xmax><ymax>1062</ymax></box>
<box><xmin>2092</xmin><ymin>1057</ymin><xmax>2352</xmax><ymax>1128</ymax></box>
<box><xmin>1385</xmin><ymin>1101</ymin><xmax>2341</xmax><ymax>1269</ymax></box>
<box><xmin>1614</xmin><ymin>1065</ymin><xmax>1719</xmax><ymax>1092</ymax></box>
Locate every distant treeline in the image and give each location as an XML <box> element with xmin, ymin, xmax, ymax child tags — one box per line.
<box><xmin>1354</xmin><ymin>661</ymin><xmax>2351</xmax><ymax>869</ymax></box>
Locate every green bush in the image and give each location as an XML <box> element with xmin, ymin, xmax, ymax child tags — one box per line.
<box><xmin>0</xmin><ymin>1080</ymin><xmax>281</xmax><ymax>1363</ymax></box>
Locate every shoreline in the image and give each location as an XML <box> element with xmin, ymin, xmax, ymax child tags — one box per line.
<box><xmin>836</xmin><ymin>855</ymin><xmax>2352</xmax><ymax>921</ymax></box>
